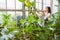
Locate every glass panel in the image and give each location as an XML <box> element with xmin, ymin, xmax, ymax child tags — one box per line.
<box><xmin>36</xmin><ymin>3</ymin><xmax>42</xmax><ymax>10</ymax></box>
<box><xmin>16</xmin><ymin>0</ymin><xmax>22</xmax><ymax>10</ymax></box>
<box><xmin>44</xmin><ymin>0</ymin><xmax>50</xmax><ymax>5</ymax></box>
<box><xmin>7</xmin><ymin>11</ymin><xmax>15</xmax><ymax>18</ymax></box>
<box><xmin>25</xmin><ymin>11</ymin><xmax>28</xmax><ymax>17</ymax></box>
<box><xmin>0</xmin><ymin>0</ymin><xmax>6</xmax><ymax>9</ymax></box>
<box><xmin>43</xmin><ymin>5</ymin><xmax>50</xmax><ymax>10</ymax></box>
<box><xmin>43</xmin><ymin>0</ymin><xmax>50</xmax><ymax>10</ymax></box>
<box><xmin>53</xmin><ymin>6</ymin><xmax>58</xmax><ymax>13</ymax></box>
<box><xmin>36</xmin><ymin>0</ymin><xmax>42</xmax><ymax>3</ymax></box>
<box><xmin>25</xmin><ymin>6</ymin><xmax>28</xmax><ymax>10</ymax></box>
<box><xmin>53</xmin><ymin>0</ymin><xmax>58</xmax><ymax>5</ymax></box>
<box><xmin>36</xmin><ymin>0</ymin><xmax>42</xmax><ymax>10</ymax></box>
<box><xmin>38</xmin><ymin>3</ymin><xmax>42</xmax><ymax>10</ymax></box>
<box><xmin>53</xmin><ymin>0</ymin><xmax>58</xmax><ymax>13</ymax></box>
<box><xmin>16</xmin><ymin>12</ymin><xmax>22</xmax><ymax>17</ymax></box>
<box><xmin>7</xmin><ymin>0</ymin><xmax>15</xmax><ymax>9</ymax></box>
<box><xmin>30</xmin><ymin>0</ymin><xmax>34</xmax><ymax>2</ymax></box>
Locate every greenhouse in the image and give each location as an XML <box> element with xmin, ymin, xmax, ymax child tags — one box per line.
<box><xmin>0</xmin><ymin>0</ymin><xmax>60</xmax><ymax>40</ymax></box>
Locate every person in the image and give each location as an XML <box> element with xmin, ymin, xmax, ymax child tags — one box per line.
<box><xmin>43</xmin><ymin>7</ymin><xmax>51</xmax><ymax>21</ymax></box>
<box><xmin>35</xmin><ymin>7</ymin><xmax>51</xmax><ymax>26</ymax></box>
<box><xmin>36</xmin><ymin>7</ymin><xmax>51</xmax><ymax>20</ymax></box>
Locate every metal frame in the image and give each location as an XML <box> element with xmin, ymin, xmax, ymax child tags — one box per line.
<box><xmin>6</xmin><ymin>0</ymin><xmax>7</xmax><ymax>14</ymax></box>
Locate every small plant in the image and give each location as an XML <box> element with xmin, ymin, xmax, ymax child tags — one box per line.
<box><xmin>1</xmin><ymin>14</ymin><xmax>11</xmax><ymax>27</ymax></box>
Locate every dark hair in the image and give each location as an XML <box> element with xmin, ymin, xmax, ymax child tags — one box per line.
<box><xmin>46</xmin><ymin>7</ymin><xmax>51</xmax><ymax>13</ymax></box>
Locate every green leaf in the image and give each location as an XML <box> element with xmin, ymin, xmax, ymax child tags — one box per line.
<box><xmin>2</xmin><ymin>14</ymin><xmax>11</xmax><ymax>26</ymax></box>
<box><xmin>25</xmin><ymin>26</ymin><xmax>33</xmax><ymax>33</ymax></box>
<box><xmin>19</xmin><ymin>0</ymin><xmax>25</xmax><ymax>2</ymax></box>
<box><xmin>31</xmin><ymin>2</ymin><xmax>36</xmax><ymax>6</ymax></box>
<box><xmin>20</xmin><ymin>19</ymin><xmax>26</xmax><ymax>24</ymax></box>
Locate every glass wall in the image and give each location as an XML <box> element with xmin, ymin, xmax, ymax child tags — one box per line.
<box><xmin>0</xmin><ymin>0</ymin><xmax>58</xmax><ymax>18</ymax></box>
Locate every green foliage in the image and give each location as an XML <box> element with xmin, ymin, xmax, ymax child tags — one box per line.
<box><xmin>19</xmin><ymin>0</ymin><xmax>25</xmax><ymax>2</ymax></box>
<box><xmin>31</xmin><ymin>2</ymin><xmax>36</xmax><ymax>6</ymax></box>
<box><xmin>0</xmin><ymin>27</ymin><xmax>18</xmax><ymax>40</ymax></box>
<box><xmin>0</xmin><ymin>0</ymin><xmax>57</xmax><ymax>40</ymax></box>
<box><xmin>55</xmin><ymin>11</ymin><xmax>60</xmax><ymax>30</ymax></box>
<box><xmin>2</xmin><ymin>14</ymin><xmax>11</xmax><ymax>26</ymax></box>
<box><xmin>28</xmin><ymin>13</ymin><xmax>38</xmax><ymax>23</ymax></box>
<box><xmin>19</xmin><ymin>12</ymin><xmax>56</xmax><ymax>40</ymax></box>
<box><xmin>25</xmin><ymin>26</ymin><xmax>33</xmax><ymax>33</ymax></box>
<box><xmin>55</xmin><ymin>0</ymin><xmax>60</xmax><ymax>29</ymax></box>
<box><xmin>20</xmin><ymin>19</ymin><xmax>26</xmax><ymax>24</ymax></box>
<box><xmin>0</xmin><ymin>14</ymin><xmax>19</xmax><ymax>40</ymax></box>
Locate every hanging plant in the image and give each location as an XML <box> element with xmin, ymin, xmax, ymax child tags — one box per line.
<box><xmin>31</xmin><ymin>2</ymin><xmax>36</xmax><ymax>6</ymax></box>
<box><xmin>25</xmin><ymin>0</ymin><xmax>31</xmax><ymax>7</ymax></box>
<box><xmin>19</xmin><ymin>0</ymin><xmax>25</xmax><ymax>2</ymax></box>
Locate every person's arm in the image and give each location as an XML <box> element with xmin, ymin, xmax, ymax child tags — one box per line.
<box><xmin>34</xmin><ymin>8</ymin><xmax>46</xmax><ymax>17</ymax></box>
<box><xmin>35</xmin><ymin>8</ymin><xmax>44</xmax><ymax>14</ymax></box>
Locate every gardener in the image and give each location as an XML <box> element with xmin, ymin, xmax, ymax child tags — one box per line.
<box><xmin>35</xmin><ymin>7</ymin><xmax>51</xmax><ymax>26</ymax></box>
